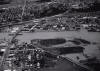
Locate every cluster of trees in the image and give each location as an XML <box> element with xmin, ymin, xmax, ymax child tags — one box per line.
<box><xmin>23</xmin><ymin>2</ymin><xmax>68</xmax><ymax>20</ymax></box>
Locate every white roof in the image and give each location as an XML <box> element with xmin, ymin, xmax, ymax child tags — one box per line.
<box><xmin>1</xmin><ymin>49</ymin><xmax>6</xmax><ymax>52</ymax></box>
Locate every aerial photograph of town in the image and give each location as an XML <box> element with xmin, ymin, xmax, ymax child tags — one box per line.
<box><xmin>0</xmin><ymin>0</ymin><xmax>100</xmax><ymax>71</ymax></box>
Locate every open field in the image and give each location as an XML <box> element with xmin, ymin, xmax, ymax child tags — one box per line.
<box><xmin>0</xmin><ymin>31</ymin><xmax>95</xmax><ymax>71</ymax></box>
<box><xmin>14</xmin><ymin>31</ymin><xmax>100</xmax><ymax>61</ymax></box>
<box><xmin>16</xmin><ymin>31</ymin><xmax>100</xmax><ymax>43</ymax></box>
<box><xmin>1</xmin><ymin>31</ymin><xmax>100</xmax><ymax>60</ymax></box>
